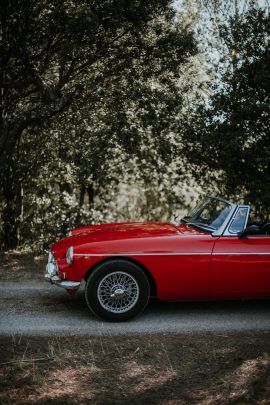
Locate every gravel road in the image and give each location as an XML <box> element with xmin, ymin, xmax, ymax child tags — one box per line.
<box><xmin>0</xmin><ymin>281</ymin><xmax>270</xmax><ymax>336</ymax></box>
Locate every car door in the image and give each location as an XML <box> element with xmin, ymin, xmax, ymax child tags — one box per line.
<box><xmin>211</xmin><ymin>206</ymin><xmax>270</xmax><ymax>299</ymax></box>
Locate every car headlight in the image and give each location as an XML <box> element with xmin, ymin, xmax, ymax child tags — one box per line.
<box><xmin>66</xmin><ymin>228</ymin><xmax>72</xmax><ymax>237</ymax></box>
<box><xmin>66</xmin><ymin>246</ymin><xmax>74</xmax><ymax>265</ymax></box>
<box><xmin>47</xmin><ymin>262</ymin><xmax>57</xmax><ymax>276</ymax></box>
<box><xmin>48</xmin><ymin>251</ymin><xmax>54</xmax><ymax>263</ymax></box>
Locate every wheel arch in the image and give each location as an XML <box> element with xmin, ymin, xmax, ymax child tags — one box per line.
<box><xmin>84</xmin><ymin>256</ymin><xmax>157</xmax><ymax>297</ymax></box>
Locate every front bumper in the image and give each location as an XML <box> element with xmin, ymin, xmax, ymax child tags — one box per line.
<box><xmin>45</xmin><ymin>254</ymin><xmax>80</xmax><ymax>291</ymax></box>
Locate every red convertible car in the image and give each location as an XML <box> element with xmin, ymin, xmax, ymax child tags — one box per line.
<box><xmin>45</xmin><ymin>196</ymin><xmax>270</xmax><ymax>321</ymax></box>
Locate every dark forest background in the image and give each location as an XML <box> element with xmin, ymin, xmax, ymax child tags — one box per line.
<box><xmin>0</xmin><ymin>0</ymin><xmax>269</xmax><ymax>250</ymax></box>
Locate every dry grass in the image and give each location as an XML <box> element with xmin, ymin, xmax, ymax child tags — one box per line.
<box><xmin>0</xmin><ymin>251</ymin><xmax>46</xmax><ymax>281</ymax></box>
<box><xmin>0</xmin><ymin>333</ymin><xmax>270</xmax><ymax>405</ymax></box>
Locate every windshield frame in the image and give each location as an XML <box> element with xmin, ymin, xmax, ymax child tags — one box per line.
<box><xmin>181</xmin><ymin>196</ymin><xmax>238</xmax><ymax>236</ymax></box>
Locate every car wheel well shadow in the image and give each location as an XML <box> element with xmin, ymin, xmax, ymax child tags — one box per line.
<box><xmin>83</xmin><ymin>256</ymin><xmax>157</xmax><ymax>297</ymax></box>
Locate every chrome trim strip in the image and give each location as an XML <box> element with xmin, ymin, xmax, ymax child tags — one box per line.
<box><xmin>212</xmin><ymin>252</ymin><xmax>270</xmax><ymax>255</ymax></box>
<box><xmin>44</xmin><ymin>272</ymin><xmax>81</xmax><ymax>290</ymax></box>
<box><xmin>56</xmin><ymin>280</ymin><xmax>81</xmax><ymax>289</ymax></box>
<box><xmin>74</xmin><ymin>252</ymin><xmax>270</xmax><ymax>257</ymax></box>
<box><xmin>74</xmin><ymin>253</ymin><xmax>211</xmax><ymax>257</ymax></box>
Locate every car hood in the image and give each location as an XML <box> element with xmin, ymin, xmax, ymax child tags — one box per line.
<box><xmin>51</xmin><ymin>221</ymin><xmax>205</xmax><ymax>259</ymax></box>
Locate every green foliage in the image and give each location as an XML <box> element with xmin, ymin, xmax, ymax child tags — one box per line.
<box><xmin>2</xmin><ymin>1</ymin><xmax>269</xmax><ymax>251</ymax></box>
<box><xmin>182</xmin><ymin>5</ymin><xmax>270</xmax><ymax>216</ymax></box>
<box><xmin>0</xmin><ymin>0</ymin><xmax>197</xmax><ymax>249</ymax></box>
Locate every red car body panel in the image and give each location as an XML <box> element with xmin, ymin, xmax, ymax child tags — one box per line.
<box><xmin>211</xmin><ymin>236</ymin><xmax>270</xmax><ymax>299</ymax></box>
<box><xmin>45</xmin><ymin>196</ymin><xmax>270</xmax><ymax>324</ymax></box>
<box><xmin>51</xmin><ymin>217</ymin><xmax>270</xmax><ymax>302</ymax></box>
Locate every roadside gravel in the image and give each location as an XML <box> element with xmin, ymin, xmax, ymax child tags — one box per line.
<box><xmin>0</xmin><ymin>281</ymin><xmax>270</xmax><ymax>336</ymax></box>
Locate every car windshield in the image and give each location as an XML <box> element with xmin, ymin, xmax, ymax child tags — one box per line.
<box><xmin>182</xmin><ymin>197</ymin><xmax>232</xmax><ymax>232</ymax></box>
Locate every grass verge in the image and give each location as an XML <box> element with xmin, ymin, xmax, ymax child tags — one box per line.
<box><xmin>0</xmin><ymin>332</ymin><xmax>270</xmax><ymax>404</ymax></box>
<box><xmin>0</xmin><ymin>252</ymin><xmax>46</xmax><ymax>281</ymax></box>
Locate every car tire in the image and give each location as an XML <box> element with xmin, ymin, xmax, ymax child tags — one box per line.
<box><xmin>85</xmin><ymin>259</ymin><xmax>150</xmax><ymax>322</ymax></box>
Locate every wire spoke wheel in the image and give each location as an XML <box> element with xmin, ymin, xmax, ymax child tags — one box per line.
<box><xmin>85</xmin><ymin>259</ymin><xmax>150</xmax><ymax>321</ymax></box>
<box><xmin>97</xmin><ymin>271</ymin><xmax>139</xmax><ymax>314</ymax></box>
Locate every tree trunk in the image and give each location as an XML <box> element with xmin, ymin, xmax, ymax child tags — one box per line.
<box><xmin>2</xmin><ymin>176</ymin><xmax>23</xmax><ymax>249</ymax></box>
<box><xmin>88</xmin><ymin>184</ymin><xmax>94</xmax><ymax>208</ymax></box>
<box><xmin>75</xmin><ymin>185</ymin><xmax>86</xmax><ymax>226</ymax></box>
<box><xmin>79</xmin><ymin>186</ymin><xmax>86</xmax><ymax>208</ymax></box>
<box><xmin>0</xmin><ymin>123</ymin><xmax>25</xmax><ymax>249</ymax></box>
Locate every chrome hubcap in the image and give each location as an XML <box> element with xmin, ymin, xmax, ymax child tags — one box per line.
<box><xmin>97</xmin><ymin>271</ymin><xmax>139</xmax><ymax>314</ymax></box>
<box><xmin>111</xmin><ymin>288</ymin><xmax>125</xmax><ymax>297</ymax></box>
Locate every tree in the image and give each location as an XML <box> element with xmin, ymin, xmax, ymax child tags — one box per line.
<box><xmin>182</xmin><ymin>5</ymin><xmax>270</xmax><ymax>215</ymax></box>
<box><xmin>0</xmin><ymin>0</ymin><xmax>196</xmax><ymax>248</ymax></box>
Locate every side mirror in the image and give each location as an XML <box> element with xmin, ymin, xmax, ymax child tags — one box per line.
<box><xmin>239</xmin><ymin>225</ymin><xmax>260</xmax><ymax>238</ymax></box>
